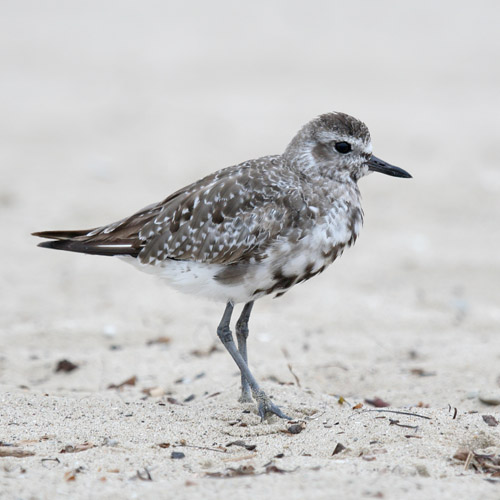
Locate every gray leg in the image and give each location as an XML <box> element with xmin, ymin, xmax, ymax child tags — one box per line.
<box><xmin>236</xmin><ymin>301</ymin><xmax>254</xmax><ymax>403</ymax></box>
<box><xmin>217</xmin><ymin>302</ymin><xmax>290</xmax><ymax>420</ymax></box>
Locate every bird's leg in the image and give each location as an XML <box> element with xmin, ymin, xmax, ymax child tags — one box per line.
<box><xmin>235</xmin><ymin>301</ymin><xmax>254</xmax><ymax>403</ymax></box>
<box><xmin>217</xmin><ymin>302</ymin><xmax>290</xmax><ymax>421</ymax></box>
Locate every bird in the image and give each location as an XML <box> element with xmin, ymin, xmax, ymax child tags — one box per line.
<box><xmin>33</xmin><ymin>111</ymin><xmax>411</xmax><ymax>420</ymax></box>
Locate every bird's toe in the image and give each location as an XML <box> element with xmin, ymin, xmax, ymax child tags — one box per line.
<box><xmin>256</xmin><ymin>394</ymin><xmax>291</xmax><ymax>421</ymax></box>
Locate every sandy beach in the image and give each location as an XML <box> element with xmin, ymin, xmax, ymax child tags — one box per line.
<box><xmin>1</xmin><ymin>1</ymin><xmax>500</xmax><ymax>498</ymax></box>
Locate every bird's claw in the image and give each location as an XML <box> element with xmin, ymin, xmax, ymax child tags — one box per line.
<box><xmin>256</xmin><ymin>394</ymin><xmax>291</xmax><ymax>421</ymax></box>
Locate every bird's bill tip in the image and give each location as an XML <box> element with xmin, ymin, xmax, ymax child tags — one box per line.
<box><xmin>367</xmin><ymin>155</ymin><xmax>412</xmax><ymax>178</ymax></box>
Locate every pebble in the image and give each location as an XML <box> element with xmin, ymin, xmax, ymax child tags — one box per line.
<box><xmin>149</xmin><ymin>387</ymin><xmax>165</xmax><ymax>398</ymax></box>
<box><xmin>478</xmin><ymin>392</ymin><xmax>500</xmax><ymax>406</ymax></box>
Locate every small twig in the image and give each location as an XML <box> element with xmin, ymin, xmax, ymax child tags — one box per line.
<box><xmin>41</xmin><ymin>457</ymin><xmax>60</xmax><ymax>468</ymax></box>
<box><xmin>282</xmin><ymin>348</ymin><xmax>301</xmax><ymax>387</ymax></box>
<box><xmin>354</xmin><ymin>409</ymin><xmax>431</xmax><ymax>420</ymax></box>
<box><xmin>304</xmin><ymin>410</ymin><xmax>325</xmax><ymax>421</ymax></box>
<box><xmin>447</xmin><ymin>404</ymin><xmax>458</xmax><ymax>419</ymax></box>
<box><xmin>177</xmin><ymin>443</ymin><xmax>227</xmax><ymax>454</ymax></box>
<box><xmin>464</xmin><ymin>451</ymin><xmax>473</xmax><ymax>471</ymax></box>
<box><xmin>389</xmin><ymin>418</ymin><xmax>419</xmax><ymax>430</ymax></box>
<box><xmin>222</xmin><ymin>453</ymin><xmax>257</xmax><ymax>463</ymax></box>
<box><xmin>136</xmin><ymin>468</ymin><xmax>152</xmax><ymax>481</ymax></box>
<box><xmin>287</xmin><ymin>363</ymin><xmax>301</xmax><ymax>388</ymax></box>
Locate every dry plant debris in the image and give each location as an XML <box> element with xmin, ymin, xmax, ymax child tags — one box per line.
<box><xmin>0</xmin><ymin>447</ymin><xmax>35</xmax><ymax>458</ymax></box>
<box><xmin>365</xmin><ymin>397</ymin><xmax>390</xmax><ymax>408</ymax></box>
<box><xmin>332</xmin><ymin>443</ymin><xmax>346</xmax><ymax>456</ymax></box>
<box><xmin>226</xmin><ymin>440</ymin><xmax>257</xmax><ymax>451</ymax></box>
<box><xmin>282</xmin><ymin>422</ymin><xmax>306</xmax><ymax>435</ymax></box>
<box><xmin>482</xmin><ymin>415</ymin><xmax>499</xmax><ymax>427</ymax></box>
<box><xmin>190</xmin><ymin>344</ymin><xmax>221</xmax><ymax>357</ymax></box>
<box><xmin>60</xmin><ymin>442</ymin><xmax>95</xmax><ymax>454</ymax></box>
<box><xmin>107</xmin><ymin>375</ymin><xmax>137</xmax><ymax>389</ymax></box>
<box><xmin>146</xmin><ymin>336</ymin><xmax>171</xmax><ymax>346</ymax></box>
<box><xmin>206</xmin><ymin>464</ymin><xmax>293</xmax><ymax>479</ymax></box>
<box><xmin>55</xmin><ymin>359</ymin><xmax>78</xmax><ymax>373</ymax></box>
<box><xmin>454</xmin><ymin>449</ymin><xmax>500</xmax><ymax>477</ymax></box>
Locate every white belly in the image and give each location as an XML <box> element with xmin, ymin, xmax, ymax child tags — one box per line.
<box><xmin>119</xmin><ymin>206</ymin><xmax>361</xmax><ymax>304</ymax></box>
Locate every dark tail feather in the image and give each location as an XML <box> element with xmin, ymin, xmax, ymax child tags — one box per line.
<box><xmin>33</xmin><ymin>230</ymin><xmax>140</xmax><ymax>257</ymax></box>
<box><xmin>32</xmin><ymin>229</ymin><xmax>93</xmax><ymax>240</ymax></box>
<box><xmin>36</xmin><ymin>239</ymin><xmax>140</xmax><ymax>257</ymax></box>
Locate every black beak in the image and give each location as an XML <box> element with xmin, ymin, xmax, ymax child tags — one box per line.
<box><xmin>367</xmin><ymin>155</ymin><xmax>412</xmax><ymax>178</ymax></box>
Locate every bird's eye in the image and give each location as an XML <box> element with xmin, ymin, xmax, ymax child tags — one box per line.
<box><xmin>334</xmin><ymin>142</ymin><xmax>352</xmax><ymax>154</ymax></box>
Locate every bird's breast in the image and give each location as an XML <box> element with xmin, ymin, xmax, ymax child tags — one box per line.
<box><xmin>250</xmin><ymin>199</ymin><xmax>364</xmax><ymax>298</ymax></box>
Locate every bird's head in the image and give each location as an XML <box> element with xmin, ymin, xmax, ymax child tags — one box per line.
<box><xmin>283</xmin><ymin>112</ymin><xmax>411</xmax><ymax>182</ymax></box>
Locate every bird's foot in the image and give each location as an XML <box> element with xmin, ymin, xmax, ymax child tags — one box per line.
<box><xmin>255</xmin><ymin>391</ymin><xmax>291</xmax><ymax>421</ymax></box>
<box><xmin>238</xmin><ymin>390</ymin><xmax>253</xmax><ymax>404</ymax></box>
<box><xmin>238</xmin><ymin>378</ymin><xmax>253</xmax><ymax>404</ymax></box>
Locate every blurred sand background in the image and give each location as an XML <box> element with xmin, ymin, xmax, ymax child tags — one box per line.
<box><xmin>1</xmin><ymin>1</ymin><xmax>500</xmax><ymax>498</ymax></box>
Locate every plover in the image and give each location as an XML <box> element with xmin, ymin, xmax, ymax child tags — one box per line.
<box><xmin>34</xmin><ymin>112</ymin><xmax>411</xmax><ymax>420</ymax></box>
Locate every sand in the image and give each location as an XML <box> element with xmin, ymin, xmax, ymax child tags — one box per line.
<box><xmin>1</xmin><ymin>1</ymin><xmax>500</xmax><ymax>498</ymax></box>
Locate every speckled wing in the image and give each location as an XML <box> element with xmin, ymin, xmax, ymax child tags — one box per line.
<box><xmin>137</xmin><ymin>156</ymin><xmax>314</xmax><ymax>266</ymax></box>
<box><xmin>34</xmin><ymin>156</ymin><xmax>316</xmax><ymax>261</ymax></box>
